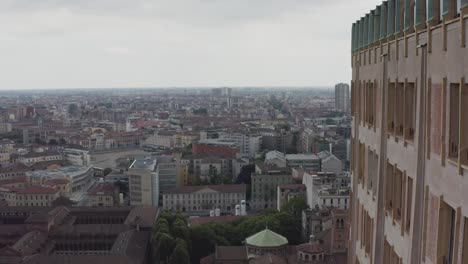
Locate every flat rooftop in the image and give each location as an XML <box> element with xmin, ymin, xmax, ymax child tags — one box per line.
<box><xmin>25</xmin><ymin>166</ymin><xmax>92</xmax><ymax>179</ymax></box>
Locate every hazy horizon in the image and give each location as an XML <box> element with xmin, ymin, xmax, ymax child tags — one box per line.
<box><xmin>0</xmin><ymin>0</ymin><xmax>380</xmax><ymax>90</ymax></box>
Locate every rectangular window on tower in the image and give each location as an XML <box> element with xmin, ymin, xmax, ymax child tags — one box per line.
<box><xmin>388</xmin><ymin>82</ymin><xmax>396</xmax><ymax>135</ymax></box>
<box><xmin>460</xmin><ymin>83</ymin><xmax>468</xmax><ymax>167</ymax></box>
<box><xmin>393</xmin><ymin>167</ymin><xmax>403</xmax><ymax>221</ymax></box>
<box><xmin>405</xmin><ymin>81</ymin><xmax>416</xmax><ymax>142</ymax></box>
<box><xmin>406</xmin><ymin>176</ymin><xmax>413</xmax><ymax>232</ymax></box>
<box><xmin>385</xmin><ymin>162</ymin><xmax>394</xmax><ymax>212</ymax></box>
<box><xmin>449</xmin><ymin>83</ymin><xmax>460</xmax><ymax>162</ymax></box>
<box><xmin>462</xmin><ymin>217</ymin><xmax>468</xmax><ymax>264</ymax></box>
<box><xmin>395</xmin><ymin>82</ymin><xmax>405</xmax><ymax>137</ymax></box>
<box><xmin>437</xmin><ymin>200</ymin><xmax>456</xmax><ymax>264</ymax></box>
<box><xmin>366</xmin><ymin>81</ymin><xmax>375</xmax><ymax>127</ymax></box>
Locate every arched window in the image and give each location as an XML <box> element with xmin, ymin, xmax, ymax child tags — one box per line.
<box><xmin>312</xmin><ymin>254</ymin><xmax>316</xmax><ymax>260</ymax></box>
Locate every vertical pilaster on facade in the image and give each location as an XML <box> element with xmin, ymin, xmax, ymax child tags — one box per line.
<box><xmin>426</xmin><ymin>79</ymin><xmax>432</xmax><ymax>159</ymax></box>
<box><xmin>441</xmin><ymin>78</ymin><xmax>447</xmax><ymax>167</ymax></box>
<box><xmin>458</xmin><ymin>78</ymin><xmax>465</xmax><ymax>175</ymax></box>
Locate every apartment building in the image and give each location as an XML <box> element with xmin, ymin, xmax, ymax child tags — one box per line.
<box><xmin>350</xmin><ymin>1</ymin><xmax>468</xmax><ymax>264</ymax></box>
<box><xmin>251</xmin><ymin>163</ymin><xmax>293</xmax><ymax>210</ymax></box>
<box><xmin>162</xmin><ymin>184</ymin><xmax>246</xmax><ymax>213</ymax></box>
<box><xmin>335</xmin><ymin>83</ymin><xmax>350</xmax><ymax>113</ymax></box>
<box><xmin>302</xmin><ymin>172</ymin><xmax>350</xmax><ymax>211</ymax></box>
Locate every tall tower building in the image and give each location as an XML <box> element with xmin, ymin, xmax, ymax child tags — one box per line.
<box><xmin>350</xmin><ymin>1</ymin><xmax>468</xmax><ymax>264</ymax></box>
<box><xmin>335</xmin><ymin>83</ymin><xmax>350</xmax><ymax>113</ymax></box>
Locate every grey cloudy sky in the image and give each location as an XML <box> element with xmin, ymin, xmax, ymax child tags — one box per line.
<box><xmin>0</xmin><ymin>0</ymin><xmax>380</xmax><ymax>89</ymax></box>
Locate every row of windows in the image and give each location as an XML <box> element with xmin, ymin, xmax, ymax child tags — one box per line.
<box><xmin>1</xmin><ymin>193</ymin><xmax>53</xmax><ymax>201</ymax></box>
<box><xmin>352</xmin><ymin>78</ymin><xmax>468</xmax><ymax>173</ymax></box>
<box><xmin>385</xmin><ymin>162</ymin><xmax>413</xmax><ymax>234</ymax></box>
<box><xmin>164</xmin><ymin>193</ymin><xmax>243</xmax><ymax>199</ymax></box>
<box><xmin>165</xmin><ymin>199</ymin><xmax>240</xmax><ymax>205</ymax></box>
<box><xmin>357</xmin><ymin>203</ymin><xmax>374</xmax><ymax>258</ymax></box>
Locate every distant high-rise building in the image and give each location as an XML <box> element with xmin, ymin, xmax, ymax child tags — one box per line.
<box><xmin>350</xmin><ymin>2</ymin><xmax>468</xmax><ymax>264</ymax></box>
<box><xmin>334</xmin><ymin>83</ymin><xmax>350</xmax><ymax>113</ymax></box>
<box><xmin>128</xmin><ymin>157</ymin><xmax>159</xmax><ymax>206</ymax></box>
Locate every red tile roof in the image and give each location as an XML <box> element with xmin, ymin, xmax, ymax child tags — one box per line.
<box><xmin>7</xmin><ymin>185</ymin><xmax>59</xmax><ymax>195</ymax></box>
<box><xmin>0</xmin><ymin>176</ymin><xmax>28</xmax><ymax>186</ymax></box>
<box><xmin>43</xmin><ymin>178</ymin><xmax>70</xmax><ymax>186</ymax></box>
<box><xmin>295</xmin><ymin>242</ymin><xmax>324</xmax><ymax>254</ymax></box>
<box><xmin>0</xmin><ymin>163</ymin><xmax>30</xmax><ymax>174</ymax></box>
<box><xmin>88</xmin><ymin>183</ymin><xmax>116</xmax><ymax>196</ymax></box>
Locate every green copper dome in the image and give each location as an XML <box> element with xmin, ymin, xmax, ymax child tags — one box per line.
<box><xmin>245</xmin><ymin>228</ymin><xmax>288</xmax><ymax>248</ymax></box>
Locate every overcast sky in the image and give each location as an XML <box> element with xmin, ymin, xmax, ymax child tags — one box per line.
<box><xmin>0</xmin><ymin>0</ymin><xmax>380</xmax><ymax>90</ymax></box>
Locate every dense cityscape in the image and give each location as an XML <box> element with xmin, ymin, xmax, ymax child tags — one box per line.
<box><xmin>2</xmin><ymin>0</ymin><xmax>468</xmax><ymax>264</ymax></box>
<box><xmin>0</xmin><ymin>85</ymin><xmax>351</xmax><ymax>264</ymax></box>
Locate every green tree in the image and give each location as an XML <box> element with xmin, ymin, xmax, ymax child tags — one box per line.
<box><xmin>169</xmin><ymin>241</ymin><xmax>190</xmax><ymax>264</ymax></box>
<box><xmin>275</xmin><ymin>212</ymin><xmax>303</xmax><ymax>244</ymax></box>
<box><xmin>171</xmin><ymin>218</ymin><xmax>189</xmax><ymax>240</ymax></box>
<box><xmin>157</xmin><ymin>232</ymin><xmax>176</xmax><ymax>261</ymax></box>
<box><xmin>281</xmin><ymin>196</ymin><xmax>309</xmax><ymax>218</ymax></box>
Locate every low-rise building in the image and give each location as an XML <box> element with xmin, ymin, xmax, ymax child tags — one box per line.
<box><xmin>0</xmin><ymin>185</ymin><xmax>60</xmax><ymax>206</ymax></box>
<box><xmin>285</xmin><ymin>153</ymin><xmax>321</xmax><ymax>172</ymax></box>
<box><xmin>277</xmin><ymin>184</ymin><xmax>306</xmax><ymax>211</ymax></box>
<box><xmin>87</xmin><ymin>183</ymin><xmax>118</xmax><ymax>207</ymax></box>
<box><xmin>63</xmin><ymin>147</ymin><xmax>91</xmax><ymax>166</ymax></box>
<box><xmin>26</xmin><ymin>166</ymin><xmax>93</xmax><ymax>193</ymax></box>
<box><xmin>302</xmin><ymin>172</ymin><xmax>350</xmax><ymax>210</ymax></box>
<box><xmin>192</xmin><ymin>140</ymin><xmax>240</xmax><ymax>158</ymax></box>
<box><xmin>201</xmin><ymin>227</ymin><xmax>347</xmax><ymax>264</ymax></box>
<box><xmin>302</xmin><ymin>206</ymin><xmax>349</xmax><ymax>254</ymax></box>
<box><xmin>0</xmin><ymin>163</ymin><xmax>31</xmax><ymax>180</ymax></box>
<box><xmin>0</xmin><ymin>206</ymin><xmax>157</xmax><ymax>264</ymax></box>
<box><xmin>162</xmin><ymin>184</ymin><xmax>246</xmax><ymax>213</ymax></box>
<box><xmin>317</xmin><ymin>151</ymin><xmax>343</xmax><ymax>174</ymax></box>
<box><xmin>17</xmin><ymin>149</ymin><xmax>63</xmax><ymax>165</ymax></box>
<box><xmin>43</xmin><ymin>178</ymin><xmax>71</xmax><ymax>197</ymax></box>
